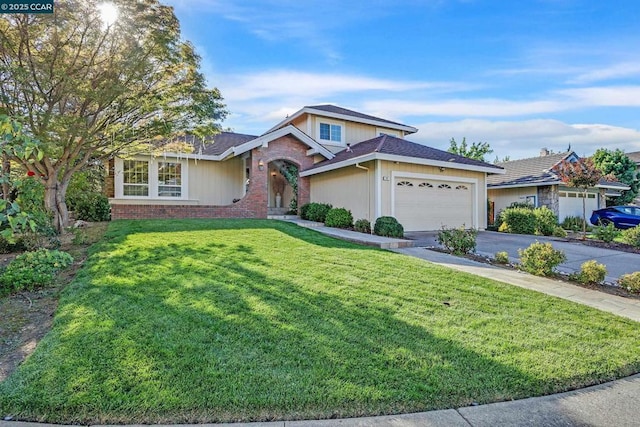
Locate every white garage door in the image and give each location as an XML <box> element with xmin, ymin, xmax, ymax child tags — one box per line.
<box><xmin>558</xmin><ymin>191</ymin><xmax>598</xmax><ymax>222</ymax></box>
<box><xmin>394</xmin><ymin>178</ymin><xmax>474</xmax><ymax>231</ymax></box>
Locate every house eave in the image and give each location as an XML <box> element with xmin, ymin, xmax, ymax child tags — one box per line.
<box><xmin>234</xmin><ymin>125</ymin><xmax>335</xmax><ymax>160</ymax></box>
<box><xmin>488</xmin><ymin>181</ymin><xmax>560</xmax><ymax>190</ymax></box>
<box><xmin>301</xmin><ymin>153</ymin><xmax>504</xmax><ymax>177</ymax></box>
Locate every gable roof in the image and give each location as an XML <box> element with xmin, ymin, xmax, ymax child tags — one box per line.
<box><xmin>153</xmin><ymin>127</ymin><xmax>334</xmax><ymax>161</ymax></box>
<box><xmin>266</xmin><ymin>104</ymin><xmax>418</xmax><ymax>135</ymax></box>
<box><xmin>487</xmin><ymin>151</ymin><xmax>631</xmax><ymax>190</ymax></box>
<box><xmin>300</xmin><ymin>135</ymin><xmax>504</xmax><ymax>177</ymax></box>
<box><xmin>487</xmin><ymin>152</ymin><xmax>574</xmax><ymax>188</ymax></box>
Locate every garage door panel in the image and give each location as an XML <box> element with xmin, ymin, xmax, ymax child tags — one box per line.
<box><xmin>394</xmin><ymin>178</ymin><xmax>473</xmax><ymax>231</ymax></box>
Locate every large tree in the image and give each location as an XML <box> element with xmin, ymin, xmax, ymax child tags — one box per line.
<box><xmin>448</xmin><ymin>137</ymin><xmax>493</xmax><ymax>161</ymax></box>
<box><xmin>0</xmin><ymin>0</ymin><xmax>227</xmax><ymax>231</ymax></box>
<box><xmin>592</xmin><ymin>148</ymin><xmax>638</xmax><ymax>205</ymax></box>
<box><xmin>554</xmin><ymin>158</ymin><xmax>602</xmax><ymax>237</ymax></box>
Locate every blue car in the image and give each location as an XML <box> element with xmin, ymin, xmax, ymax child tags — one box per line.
<box><xmin>590</xmin><ymin>206</ymin><xmax>640</xmax><ymax>229</ymax></box>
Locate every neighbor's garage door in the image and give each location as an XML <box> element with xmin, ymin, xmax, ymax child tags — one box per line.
<box><xmin>394</xmin><ymin>178</ymin><xmax>474</xmax><ymax>231</ymax></box>
<box><xmin>558</xmin><ymin>190</ymin><xmax>598</xmax><ymax>222</ymax></box>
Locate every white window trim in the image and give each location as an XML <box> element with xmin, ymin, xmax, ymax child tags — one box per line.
<box><xmin>114</xmin><ymin>157</ymin><xmax>189</xmax><ymax>200</ymax></box>
<box><xmin>316</xmin><ymin>118</ymin><xmax>346</xmax><ymax>146</ymax></box>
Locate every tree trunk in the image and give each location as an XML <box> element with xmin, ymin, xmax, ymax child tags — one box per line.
<box><xmin>44</xmin><ymin>177</ymin><xmax>70</xmax><ymax>233</ymax></box>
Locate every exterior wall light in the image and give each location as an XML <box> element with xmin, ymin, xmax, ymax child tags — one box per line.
<box><xmin>258</xmin><ymin>159</ymin><xmax>264</xmax><ymax>171</ymax></box>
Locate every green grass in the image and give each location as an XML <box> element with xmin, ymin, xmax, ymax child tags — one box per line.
<box><xmin>1</xmin><ymin>219</ymin><xmax>639</xmax><ymax>424</ymax></box>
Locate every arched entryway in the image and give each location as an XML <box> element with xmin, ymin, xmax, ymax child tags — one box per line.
<box><xmin>267</xmin><ymin>160</ymin><xmax>298</xmax><ymax>215</ymax></box>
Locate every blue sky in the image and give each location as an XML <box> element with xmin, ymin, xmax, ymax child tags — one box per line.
<box><xmin>163</xmin><ymin>0</ymin><xmax>640</xmax><ymax>160</ymax></box>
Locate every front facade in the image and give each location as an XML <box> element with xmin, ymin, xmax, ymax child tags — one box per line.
<box><xmin>487</xmin><ymin>150</ymin><xmax>629</xmax><ymax>223</ymax></box>
<box><xmin>108</xmin><ymin>105</ymin><xmax>504</xmax><ymax>231</ymax></box>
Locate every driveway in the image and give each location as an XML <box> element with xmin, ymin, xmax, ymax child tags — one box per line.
<box><xmin>405</xmin><ymin>231</ymin><xmax>640</xmax><ymax>283</ymax></box>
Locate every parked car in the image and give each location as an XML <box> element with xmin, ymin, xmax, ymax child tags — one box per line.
<box><xmin>590</xmin><ymin>206</ymin><xmax>640</xmax><ymax>229</ymax></box>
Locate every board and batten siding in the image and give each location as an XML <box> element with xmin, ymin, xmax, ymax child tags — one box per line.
<box><xmin>488</xmin><ymin>187</ymin><xmax>538</xmax><ymax>217</ymax></box>
<box><xmin>309</xmin><ymin>161</ymin><xmax>374</xmax><ymax>221</ymax></box>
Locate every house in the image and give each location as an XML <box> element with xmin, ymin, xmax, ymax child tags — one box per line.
<box><xmin>487</xmin><ymin>149</ymin><xmax>630</xmax><ymax>223</ymax></box>
<box><xmin>108</xmin><ymin>105</ymin><xmax>504</xmax><ymax>231</ymax></box>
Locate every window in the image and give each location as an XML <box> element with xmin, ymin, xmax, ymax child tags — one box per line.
<box><xmin>319</xmin><ymin>122</ymin><xmax>342</xmax><ymax>142</ymax></box>
<box><xmin>418</xmin><ymin>182</ymin><xmax>433</xmax><ymax>188</ymax></box>
<box><xmin>123</xmin><ymin>160</ymin><xmax>149</xmax><ymax>196</ymax></box>
<box><xmin>438</xmin><ymin>183</ymin><xmax>452</xmax><ymax>189</ymax></box>
<box><xmin>455</xmin><ymin>185</ymin><xmax>469</xmax><ymax>190</ymax></box>
<box><xmin>397</xmin><ymin>180</ymin><xmax>413</xmax><ymax>187</ymax></box>
<box><xmin>157</xmin><ymin>162</ymin><xmax>182</xmax><ymax>197</ymax></box>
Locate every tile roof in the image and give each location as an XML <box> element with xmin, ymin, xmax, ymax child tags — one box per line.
<box><xmin>487</xmin><ymin>152</ymin><xmax>572</xmax><ymax>187</ymax></box>
<box><xmin>306</xmin><ymin>105</ymin><xmax>411</xmax><ymax>128</ymax></box>
<box><xmin>305</xmin><ymin>134</ymin><xmax>503</xmax><ymax>171</ymax></box>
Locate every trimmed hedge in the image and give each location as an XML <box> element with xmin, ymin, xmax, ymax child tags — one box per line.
<box><xmin>354</xmin><ymin>219</ymin><xmax>371</xmax><ymax>234</ymax></box>
<box><xmin>300</xmin><ymin>203</ymin><xmax>333</xmax><ymax>222</ymax></box>
<box><xmin>324</xmin><ymin>208</ymin><xmax>353</xmax><ymax>229</ymax></box>
<box><xmin>498</xmin><ymin>206</ymin><xmax>558</xmax><ymax>236</ymax></box>
<box><xmin>374</xmin><ymin>216</ymin><xmax>404</xmax><ymax>238</ymax></box>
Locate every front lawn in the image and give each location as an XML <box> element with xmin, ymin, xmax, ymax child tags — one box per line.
<box><xmin>1</xmin><ymin>219</ymin><xmax>639</xmax><ymax>424</ymax></box>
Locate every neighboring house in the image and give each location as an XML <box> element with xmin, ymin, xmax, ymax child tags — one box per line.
<box><xmin>627</xmin><ymin>151</ymin><xmax>640</xmax><ymax>205</ymax></box>
<box><xmin>108</xmin><ymin>104</ymin><xmax>504</xmax><ymax>231</ymax></box>
<box><xmin>487</xmin><ymin>149</ymin><xmax>630</xmax><ymax>224</ymax></box>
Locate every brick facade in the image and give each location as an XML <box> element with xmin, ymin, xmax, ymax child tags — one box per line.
<box><xmin>111</xmin><ymin>135</ymin><xmax>314</xmax><ymax>220</ymax></box>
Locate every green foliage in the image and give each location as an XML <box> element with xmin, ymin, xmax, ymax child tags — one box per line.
<box><xmin>324</xmin><ymin>208</ymin><xmax>353</xmax><ymax>229</ymax></box>
<box><xmin>592</xmin><ymin>222</ymin><xmax>620</xmax><ymax>243</ymax></box>
<box><xmin>533</xmin><ymin>206</ymin><xmax>558</xmax><ymax>236</ymax></box>
<box><xmin>575</xmin><ymin>260</ymin><xmax>607</xmax><ymax>284</ymax></box>
<box><xmin>619</xmin><ymin>272</ymin><xmax>640</xmax><ymax>293</ymax></box>
<box><xmin>552</xmin><ymin>226</ymin><xmax>568</xmax><ymax>237</ymax></box>
<box><xmin>499</xmin><ymin>207</ymin><xmax>536</xmax><ymax>234</ymax></box>
<box><xmin>72</xmin><ymin>229</ymin><xmax>89</xmax><ymax>245</ymax></box>
<box><xmin>66</xmin><ymin>167</ymin><xmax>106</xmax><ymax>212</ymax></box>
<box><xmin>620</xmin><ymin>226</ymin><xmax>640</xmax><ymax>248</ymax></box>
<box><xmin>448</xmin><ymin>137</ymin><xmax>493</xmax><ymax>161</ymax></box>
<box><xmin>592</xmin><ymin>148</ymin><xmax>639</xmax><ymax>204</ymax></box>
<box><xmin>518</xmin><ymin>242</ymin><xmax>566</xmax><ymax>276</ymax></box>
<box><xmin>561</xmin><ymin>216</ymin><xmax>585</xmax><ymax>232</ymax></box>
<box><xmin>354</xmin><ymin>219</ymin><xmax>371</xmax><ymax>234</ymax></box>
<box><xmin>302</xmin><ymin>203</ymin><xmax>333</xmax><ymax>222</ymax></box>
<box><xmin>494</xmin><ymin>251</ymin><xmax>510</xmax><ymax>264</ymax></box>
<box><xmin>13</xmin><ymin>176</ymin><xmax>55</xmax><ymax>236</ymax></box>
<box><xmin>73</xmin><ymin>193</ymin><xmax>111</xmax><ymax>222</ymax></box>
<box><xmin>499</xmin><ymin>206</ymin><xmax>559</xmax><ymax>236</ymax></box>
<box><xmin>554</xmin><ymin>158</ymin><xmax>602</xmax><ymax>234</ymax></box>
<box><xmin>373</xmin><ymin>216</ymin><xmax>404</xmax><ymax>238</ymax></box>
<box><xmin>0</xmin><ymin>248</ymin><xmax>73</xmax><ymax>295</ymax></box>
<box><xmin>437</xmin><ymin>226</ymin><xmax>478</xmax><ymax>255</ymax></box>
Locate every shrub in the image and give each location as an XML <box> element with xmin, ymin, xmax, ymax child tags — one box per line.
<box><xmin>621</xmin><ymin>226</ymin><xmax>640</xmax><ymax>248</ymax></box>
<box><xmin>324</xmin><ymin>207</ymin><xmax>353</xmax><ymax>229</ymax></box>
<box><xmin>303</xmin><ymin>203</ymin><xmax>333</xmax><ymax>223</ymax></box>
<box><xmin>437</xmin><ymin>226</ymin><xmax>478</xmax><ymax>255</ymax></box>
<box><xmin>518</xmin><ymin>242</ymin><xmax>566</xmax><ymax>277</ymax></box>
<box><xmin>533</xmin><ymin>206</ymin><xmax>558</xmax><ymax>236</ymax></box>
<box><xmin>619</xmin><ymin>272</ymin><xmax>640</xmax><ymax>293</ymax></box>
<box><xmin>494</xmin><ymin>251</ymin><xmax>510</xmax><ymax>264</ymax></box>
<box><xmin>373</xmin><ymin>216</ymin><xmax>404</xmax><ymax>238</ymax></box>
<box><xmin>0</xmin><ymin>248</ymin><xmax>73</xmax><ymax>295</ymax></box>
<box><xmin>576</xmin><ymin>260</ymin><xmax>607</xmax><ymax>284</ymax></box>
<box><xmin>299</xmin><ymin>203</ymin><xmax>311</xmax><ymax>220</ymax></box>
<box><xmin>561</xmin><ymin>216</ymin><xmax>584</xmax><ymax>232</ymax></box>
<box><xmin>499</xmin><ymin>207</ymin><xmax>536</xmax><ymax>235</ymax></box>
<box><xmin>73</xmin><ymin>193</ymin><xmax>111</xmax><ymax>222</ymax></box>
<box><xmin>354</xmin><ymin>219</ymin><xmax>371</xmax><ymax>234</ymax></box>
<box><xmin>592</xmin><ymin>222</ymin><xmax>620</xmax><ymax>243</ymax></box>
<box><xmin>552</xmin><ymin>226</ymin><xmax>567</xmax><ymax>237</ymax></box>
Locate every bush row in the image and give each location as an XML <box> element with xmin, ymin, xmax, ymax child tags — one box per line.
<box><xmin>497</xmin><ymin>205</ymin><xmax>564</xmax><ymax>236</ymax></box>
<box><xmin>299</xmin><ymin>203</ymin><xmax>405</xmax><ymax>237</ymax></box>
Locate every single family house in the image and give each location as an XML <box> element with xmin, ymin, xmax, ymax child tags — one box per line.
<box><xmin>487</xmin><ymin>149</ymin><xmax>629</xmax><ymax>224</ymax></box>
<box><xmin>108</xmin><ymin>105</ymin><xmax>504</xmax><ymax>231</ymax></box>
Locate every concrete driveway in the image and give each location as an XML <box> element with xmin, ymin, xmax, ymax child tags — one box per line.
<box><xmin>405</xmin><ymin>230</ymin><xmax>640</xmax><ymax>283</ymax></box>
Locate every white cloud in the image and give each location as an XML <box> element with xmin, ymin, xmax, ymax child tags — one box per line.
<box><xmin>558</xmin><ymin>86</ymin><xmax>640</xmax><ymax>107</ymax></box>
<box><xmin>410</xmin><ymin>119</ymin><xmax>640</xmax><ymax>160</ymax></box>
<box><xmin>568</xmin><ymin>62</ymin><xmax>640</xmax><ymax>84</ymax></box>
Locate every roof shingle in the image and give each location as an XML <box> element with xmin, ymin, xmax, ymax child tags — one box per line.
<box><xmin>306</xmin><ymin>105</ymin><xmax>411</xmax><ymax>128</ymax></box>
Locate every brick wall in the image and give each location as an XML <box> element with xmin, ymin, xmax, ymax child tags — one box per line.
<box><xmin>111</xmin><ymin>135</ymin><xmax>314</xmax><ymax>220</ymax></box>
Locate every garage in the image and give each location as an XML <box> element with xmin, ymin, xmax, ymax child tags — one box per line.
<box><xmin>558</xmin><ymin>190</ymin><xmax>598</xmax><ymax>222</ymax></box>
<box><xmin>393</xmin><ymin>177</ymin><xmax>475</xmax><ymax>231</ymax></box>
